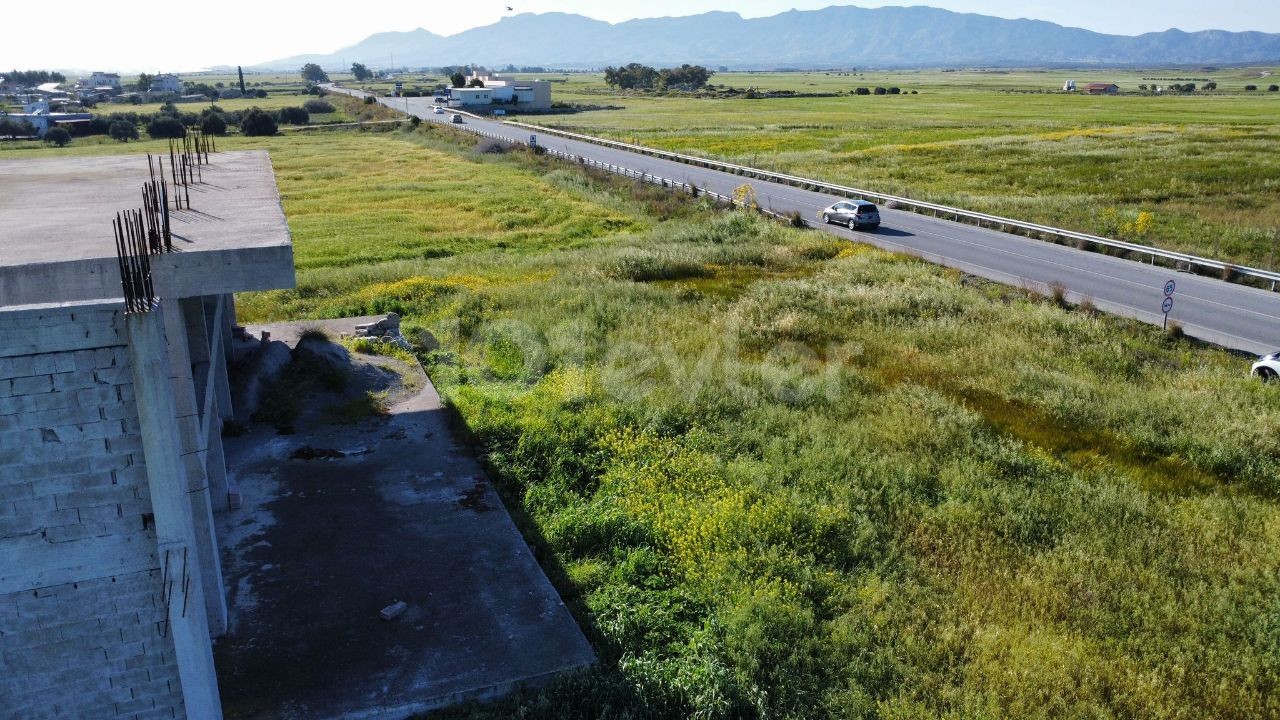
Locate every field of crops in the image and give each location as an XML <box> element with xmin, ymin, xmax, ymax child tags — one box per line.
<box><xmin>7</xmin><ymin>121</ymin><xmax>1278</xmax><ymax>719</ymax></box>
<box><xmin>522</xmin><ymin>67</ymin><xmax>1280</xmax><ymax>269</ymax></box>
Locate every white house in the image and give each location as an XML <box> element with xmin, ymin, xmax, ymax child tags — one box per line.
<box><xmin>152</xmin><ymin>73</ymin><xmax>183</xmax><ymax>94</ymax></box>
<box><xmin>458</xmin><ymin>71</ymin><xmax>552</xmax><ymax>110</ymax></box>
<box><xmin>449</xmin><ymin>87</ymin><xmax>493</xmax><ymax>107</ymax></box>
<box><xmin>88</xmin><ymin>71</ymin><xmax>121</xmax><ymax>89</ymax></box>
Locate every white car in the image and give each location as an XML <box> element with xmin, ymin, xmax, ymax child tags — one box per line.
<box><xmin>1252</xmin><ymin>351</ymin><xmax>1280</xmax><ymax>382</ymax></box>
<box><xmin>433</xmin><ymin>106</ymin><xmax>444</xmax><ymax>114</ymax></box>
<box><xmin>821</xmin><ymin>199</ymin><xmax>880</xmax><ymax>230</ymax></box>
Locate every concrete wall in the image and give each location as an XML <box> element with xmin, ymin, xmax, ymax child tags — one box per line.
<box><xmin>0</xmin><ymin>301</ymin><xmax>188</xmax><ymax>719</ymax></box>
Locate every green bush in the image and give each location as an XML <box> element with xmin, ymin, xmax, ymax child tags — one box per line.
<box><xmin>240</xmin><ymin>107</ymin><xmax>278</xmax><ymax>136</ymax></box>
<box><xmin>43</xmin><ymin>127</ymin><xmax>71</xmax><ymax>146</ymax></box>
<box><xmin>277</xmin><ymin>106</ymin><xmax>310</xmax><ymax>125</ymax></box>
<box><xmin>108</xmin><ymin>120</ymin><xmax>139</xmax><ymax>142</ymax></box>
<box><xmin>146</xmin><ymin>115</ymin><xmax>186</xmax><ymax>139</ymax></box>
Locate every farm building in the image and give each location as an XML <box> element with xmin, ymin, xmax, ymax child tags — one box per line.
<box><xmin>1086</xmin><ymin>83</ymin><xmax>1120</xmax><ymax>95</ymax></box>
<box><xmin>0</xmin><ymin>150</ymin><xmax>295</xmax><ymax>719</ymax></box>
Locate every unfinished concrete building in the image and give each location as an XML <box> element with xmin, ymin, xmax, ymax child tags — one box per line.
<box><xmin>0</xmin><ymin>150</ymin><xmax>294</xmax><ymax>718</ymax></box>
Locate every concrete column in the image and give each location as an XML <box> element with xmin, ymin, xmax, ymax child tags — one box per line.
<box><xmin>126</xmin><ymin>305</ymin><xmax>224</xmax><ymax>720</ymax></box>
<box><xmin>207</xmin><ymin>295</ymin><xmax>234</xmax><ymax>422</ymax></box>
<box><xmin>162</xmin><ymin>302</ymin><xmax>228</xmax><ymax>637</ymax></box>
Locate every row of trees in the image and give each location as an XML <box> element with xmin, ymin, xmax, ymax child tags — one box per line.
<box><xmin>604</xmin><ymin>63</ymin><xmax>714</xmax><ymax>91</ymax></box>
<box><xmin>853</xmin><ymin>86</ymin><xmax>904</xmax><ymax>95</ymax></box>
<box><xmin>2</xmin><ymin>69</ymin><xmax>65</xmax><ymax>88</ymax></box>
<box><xmin>1145</xmin><ymin>82</ymin><xmax>1279</xmax><ymax>93</ymax></box>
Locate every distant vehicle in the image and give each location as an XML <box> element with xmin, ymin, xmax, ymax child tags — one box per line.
<box><xmin>451</xmin><ymin>114</ymin><xmax>464</xmax><ymax>124</ymax></box>
<box><xmin>1252</xmin><ymin>351</ymin><xmax>1280</xmax><ymax>382</ymax></box>
<box><xmin>528</xmin><ymin>134</ymin><xmax>538</xmax><ymax>148</ymax></box>
<box><xmin>821</xmin><ymin>200</ymin><xmax>880</xmax><ymax>230</ymax></box>
<box><xmin>492</xmin><ymin>108</ymin><xmax>506</xmax><ymax>116</ymax></box>
<box><xmin>433</xmin><ymin>106</ymin><xmax>444</xmax><ymax>114</ymax></box>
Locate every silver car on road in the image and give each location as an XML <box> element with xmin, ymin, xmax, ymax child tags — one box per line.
<box><xmin>821</xmin><ymin>199</ymin><xmax>880</xmax><ymax>230</ymax></box>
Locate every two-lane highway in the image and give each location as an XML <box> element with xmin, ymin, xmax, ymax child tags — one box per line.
<box><xmin>333</xmin><ymin>87</ymin><xmax>1280</xmax><ymax>356</ymax></box>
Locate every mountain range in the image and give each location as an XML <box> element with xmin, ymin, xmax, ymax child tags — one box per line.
<box><xmin>257</xmin><ymin>5</ymin><xmax>1280</xmax><ymax>70</ymax></box>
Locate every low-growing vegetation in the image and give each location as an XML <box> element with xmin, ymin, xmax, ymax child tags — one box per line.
<box><xmin>534</xmin><ymin>67</ymin><xmax>1280</xmax><ymax>268</ymax></box>
<box><xmin>12</xmin><ymin>122</ymin><xmax>1279</xmax><ymax>719</ymax></box>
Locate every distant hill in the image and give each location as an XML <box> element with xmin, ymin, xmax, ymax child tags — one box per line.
<box><xmin>257</xmin><ymin>5</ymin><xmax>1280</xmax><ymax>70</ymax></box>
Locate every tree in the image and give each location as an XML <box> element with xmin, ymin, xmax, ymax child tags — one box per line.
<box><xmin>241</xmin><ymin>108</ymin><xmax>278</xmax><ymax>136</ymax></box>
<box><xmin>854</xmin><ymin>87</ymin><xmax>870</xmax><ymax>95</ymax></box>
<box><xmin>277</xmin><ymin>106</ymin><xmax>309</xmax><ymax>125</ymax></box>
<box><xmin>0</xmin><ymin>117</ymin><xmax>36</xmax><ymax>137</ymax></box>
<box><xmin>873</xmin><ymin>86</ymin><xmax>887</xmax><ymax>95</ymax></box>
<box><xmin>604</xmin><ymin>63</ymin><xmax>660</xmax><ymax>90</ymax></box>
<box><xmin>468</xmin><ymin>77</ymin><xmax>485</xmax><ymax>88</ymax></box>
<box><xmin>303</xmin><ymin>99</ymin><xmax>334</xmax><ymax>113</ymax></box>
<box><xmin>135</xmin><ymin>73</ymin><xmax>153</xmax><ymax>92</ymax></box>
<box><xmin>1269</xmin><ymin>84</ymin><xmax>1279</xmax><ymax>92</ymax></box>
<box><xmin>200</xmin><ymin>112</ymin><xmax>227</xmax><ymax>136</ymax></box>
<box><xmin>351</xmin><ymin>62</ymin><xmax>372</xmax><ymax>81</ymax></box>
<box><xmin>44</xmin><ymin>127</ymin><xmax>71</xmax><ymax>147</ymax></box>
<box><xmin>1244</xmin><ymin>84</ymin><xmax>1258</xmax><ymax>91</ymax></box>
<box><xmin>108</xmin><ymin>120</ymin><xmax>139</xmax><ymax>142</ymax></box>
<box><xmin>300</xmin><ymin>63</ymin><xmax>329</xmax><ymax>83</ymax></box>
<box><xmin>238</xmin><ymin>66</ymin><xmax>246</xmax><ymax>94</ymax></box>
<box><xmin>1203</xmin><ymin>81</ymin><xmax>1217</xmax><ymax>91</ymax></box>
<box><xmin>450</xmin><ymin>72</ymin><xmax>467</xmax><ymax>88</ymax></box>
<box><xmin>147</xmin><ymin>115</ymin><xmax>186</xmax><ymax>139</ymax></box>
<box><xmin>888</xmin><ymin>87</ymin><xmax>901</xmax><ymax>94</ymax></box>
<box><xmin>658</xmin><ymin>64</ymin><xmax>713</xmax><ymax>90</ymax></box>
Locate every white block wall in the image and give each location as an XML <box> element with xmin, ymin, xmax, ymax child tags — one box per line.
<box><xmin>0</xmin><ymin>302</ymin><xmax>186</xmax><ymax>720</ymax></box>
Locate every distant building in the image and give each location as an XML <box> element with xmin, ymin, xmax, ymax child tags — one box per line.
<box><xmin>1063</xmin><ymin>79</ymin><xmax>1076</xmax><ymax>92</ymax></box>
<box><xmin>459</xmin><ymin>71</ymin><xmax>552</xmax><ymax>110</ymax></box>
<box><xmin>152</xmin><ymin>73</ymin><xmax>183</xmax><ymax>94</ymax></box>
<box><xmin>1085</xmin><ymin>83</ymin><xmax>1120</xmax><ymax>95</ymax></box>
<box><xmin>449</xmin><ymin>87</ymin><xmax>493</xmax><ymax>107</ymax></box>
<box><xmin>88</xmin><ymin>71</ymin><xmax>121</xmax><ymax>89</ymax></box>
<box><xmin>2</xmin><ymin>101</ymin><xmax>93</xmax><ymax>137</ymax></box>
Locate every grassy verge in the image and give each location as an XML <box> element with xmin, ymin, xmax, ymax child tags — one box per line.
<box><xmin>532</xmin><ymin>69</ymin><xmax>1280</xmax><ymax>269</ymax></box>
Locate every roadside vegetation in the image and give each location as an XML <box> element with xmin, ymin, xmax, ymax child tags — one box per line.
<box><xmin>10</xmin><ymin>121</ymin><xmax>1279</xmax><ymax>719</ymax></box>
<box><xmin>528</xmin><ymin>67</ymin><xmax>1280</xmax><ymax>269</ymax></box>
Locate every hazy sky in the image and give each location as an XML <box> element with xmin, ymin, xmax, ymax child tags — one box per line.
<box><xmin>4</xmin><ymin>1</ymin><xmax>1278</xmax><ymax>73</ymax></box>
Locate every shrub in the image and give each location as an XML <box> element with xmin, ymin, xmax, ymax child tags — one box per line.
<box><xmin>277</xmin><ymin>106</ymin><xmax>310</xmax><ymax>125</ymax></box>
<box><xmin>1244</xmin><ymin>84</ymin><xmax>1258</xmax><ymax>91</ymax></box>
<box><xmin>302</xmin><ymin>99</ymin><xmax>335</xmax><ymax>113</ymax></box>
<box><xmin>146</xmin><ymin>115</ymin><xmax>186</xmax><ymax>139</ymax></box>
<box><xmin>888</xmin><ymin>87</ymin><xmax>901</xmax><ymax>94</ymax></box>
<box><xmin>43</xmin><ymin>127</ymin><xmax>71</xmax><ymax>147</ymax></box>
<box><xmin>200</xmin><ymin>112</ymin><xmax>227</xmax><ymax>136</ymax></box>
<box><xmin>854</xmin><ymin>87</ymin><xmax>870</xmax><ymax>95</ymax></box>
<box><xmin>1269</xmin><ymin>85</ymin><xmax>1280</xmax><ymax>92</ymax></box>
<box><xmin>108</xmin><ymin>120</ymin><xmax>138</xmax><ymax>142</ymax></box>
<box><xmin>363</xmin><ymin>96</ymin><xmax>375</xmax><ymax>104</ymax></box>
<box><xmin>255</xmin><ymin>88</ymin><xmax>268</xmax><ymax>98</ymax></box>
<box><xmin>240</xmin><ymin>108</ymin><xmax>278</xmax><ymax>136</ymax></box>
<box><xmin>873</xmin><ymin>86</ymin><xmax>887</xmax><ymax>95</ymax></box>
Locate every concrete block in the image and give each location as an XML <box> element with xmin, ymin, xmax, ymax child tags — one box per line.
<box><xmin>4</xmin><ymin>374</ymin><xmax>53</xmax><ymax>397</ymax></box>
<box><xmin>380</xmin><ymin>601</ymin><xmax>408</xmax><ymax>621</ymax></box>
<box><xmin>50</xmin><ymin>370</ymin><xmax>97</xmax><ymax>393</ymax></box>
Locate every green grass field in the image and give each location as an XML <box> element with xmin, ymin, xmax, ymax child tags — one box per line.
<box><xmin>526</xmin><ymin>67</ymin><xmax>1280</xmax><ymax>269</ymax></box>
<box><xmin>5</xmin><ymin>120</ymin><xmax>1278</xmax><ymax>719</ymax></box>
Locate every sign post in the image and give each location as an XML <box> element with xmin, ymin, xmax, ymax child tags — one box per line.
<box><xmin>1162</xmin><ymin>279</ymin><xmax>1176</xmax><ymax>330</ymax></box>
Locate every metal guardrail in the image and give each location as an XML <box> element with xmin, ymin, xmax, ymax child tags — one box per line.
<box><xmin>453</xmin><ymin>122</ymin><xmax>800</xmax><ymax>224</ymax></box>
<box><xmin>334</xmin><ymin>83</ymin><xmax>1280</xmax><ymax>292</ymax></box>
<box><xmin>502</xmin><ymin>119</ymin><xmax>1280</xmax><ymax>291</ymax></box>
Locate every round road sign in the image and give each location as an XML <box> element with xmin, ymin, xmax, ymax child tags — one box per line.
<box><xmin>1164</xmin><ymin>279</ymin><xmax>1176</xmax><ymax>297</ymax></box>
<box><xmin>1162</xmin><ymin>297</ymin><xmax>1174</xmax><ymax>314</ymax></box>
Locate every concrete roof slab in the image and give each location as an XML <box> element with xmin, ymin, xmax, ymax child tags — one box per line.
<box><xmin>0</xmin><ymin>150</ymin><xmax>294</xmax><ymax>306</ymax></box>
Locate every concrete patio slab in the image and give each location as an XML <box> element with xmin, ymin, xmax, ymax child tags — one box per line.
<box><xmin>213</xmin><ymin>347</ymin><xmax>593</xmax><ymax>719</ymax></box>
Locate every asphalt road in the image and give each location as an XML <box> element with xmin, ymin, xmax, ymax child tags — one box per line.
<box><xmin>335</xmin><ymin>87</ymin><xmax>1280</xmax><ymax>356</ymax></box>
